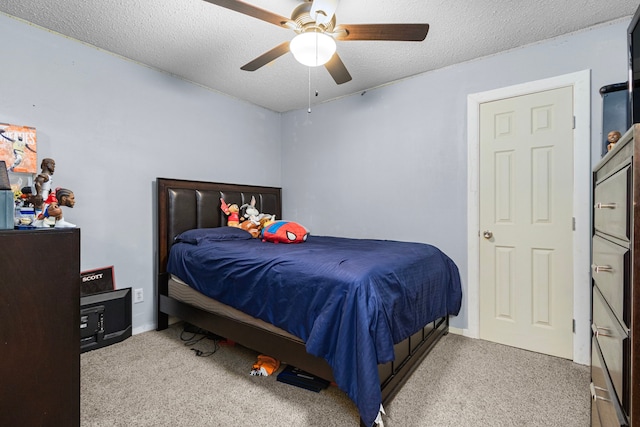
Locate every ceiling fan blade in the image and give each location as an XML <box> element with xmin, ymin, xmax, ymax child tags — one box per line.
<box><xmin>333</xmin><ymin>23</ymin><xmax>429</xmax><ymax>41</ymax></box>
<box><xmin>325</xmin><ymin>53</ymin><xmax>352</xmax><ymax>85</ymax></box>
<box><xmin>310</xmin><ymin>0</ymin><xmax>339</xmax><ymax>25</ymax></box>
<box><xmin>202</xmin><ymin>0</ymin><xmax>289</xmax><ymax>27</ymax></box>
<box><xmin>240</xmin><ymin>41</ymin><xmax>291</xmax><ymax>71</ymax></box>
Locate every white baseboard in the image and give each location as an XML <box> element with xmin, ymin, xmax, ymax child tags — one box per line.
<box><xmin>132</xmin><ymin>323</ymin><xmax>156</xmax><ymax>335</ymax></box>
<box><xmin>448</xmin><ymin>326</ymin><xmax>464</xmax><ymax>336</ymax></box>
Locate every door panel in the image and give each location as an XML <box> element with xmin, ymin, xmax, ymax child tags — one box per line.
<box><xmin>479</xmin><ymin>86</ymin><xmax>574</xmax><ymax>359</ymax></box>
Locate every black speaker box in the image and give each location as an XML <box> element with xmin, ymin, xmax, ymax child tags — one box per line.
<box><xmin>80</xmin><ymin>288</ymin><xmax>132</xmax><ymax>353</ymax></box>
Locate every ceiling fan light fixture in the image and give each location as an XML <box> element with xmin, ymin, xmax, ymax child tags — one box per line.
<box><xmin>290</xmin><ymin>32</ymin><xmax>336</xmax><ymax>67</ymax></box>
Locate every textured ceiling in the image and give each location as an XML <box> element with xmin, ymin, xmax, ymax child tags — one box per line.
<box><xmin>2</xmin><ymin>0</ymin><xmax>639</xmax><ymax>112</ymax></box>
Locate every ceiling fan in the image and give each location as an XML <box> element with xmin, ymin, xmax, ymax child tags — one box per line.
<box><xmin>203</xmin><ymin>0</ymin><xmax>430</xmax><ymax>85</ymax></box>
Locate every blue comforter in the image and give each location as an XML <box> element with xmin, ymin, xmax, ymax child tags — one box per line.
<box><xmin>167</xmin><ymin>233</ymin><xmax>462</xmax><ymax>426</ymax></box>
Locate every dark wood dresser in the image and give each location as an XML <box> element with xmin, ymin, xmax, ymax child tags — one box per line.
<box><xmin>591</xmin><ymin>124</ymin><xmax>640</xmax><ymax>426</ymax></box>
<box><xmin>0</xmin><ymin>228</ymin><xmax>81</xmax><ymax>427</ymax></box>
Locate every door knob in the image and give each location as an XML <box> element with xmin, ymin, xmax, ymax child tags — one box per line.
<box><xmin>483</xmin><ymin>230</ymin><xmax>493</xmax><ymax>239</ymax></box>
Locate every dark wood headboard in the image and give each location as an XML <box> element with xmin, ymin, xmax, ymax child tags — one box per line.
<box><xmin>156</xmin><ymin>178</ymin><xmax>282</xmax><ymax>276</ymax></box>
<box><xmin>154</xmin><ymin>178</ymin><xmax>335</xmax><ymax>381</ymax></box>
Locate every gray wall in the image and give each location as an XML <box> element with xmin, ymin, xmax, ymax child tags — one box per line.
<box><xmin>281</xmin><ymin>19</ymin><xmax>631</xmax><ymax>330</ymax></box>
<box><xmin>0</xmin><ymin>12</ymin><xmax>632</xmax><ymax>333</ymax></box>
<box><xmin>0</xmin><ymin>13</ymin><xmax>282</xmax><ymax>332</ymax></box>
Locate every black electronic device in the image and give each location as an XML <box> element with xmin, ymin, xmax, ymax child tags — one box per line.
<box><xmin>628</xmin><ymin>4</ymin><xmax>640</xmax><ymax>125</ymax></box>
<box><xmin>80</xmin><ymin>287</ymin><xmax>132</xmax><ymax>353</ymax></box>
<box><xmin>276</xmin><ymin>365</ymin><xmax>330</xmax><ymax>392</ymax></box>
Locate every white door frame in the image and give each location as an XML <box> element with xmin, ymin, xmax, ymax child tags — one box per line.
<box><xmin>466</xmin><ymin>70</ymin><xmax>591</xmax><ymax>365</ymax></box>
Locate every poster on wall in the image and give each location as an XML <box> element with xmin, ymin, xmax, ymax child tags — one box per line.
<box><xmin>0</xmin><ymin>123</ymin><xmax>37</xmax><ymax>174</ymax></box>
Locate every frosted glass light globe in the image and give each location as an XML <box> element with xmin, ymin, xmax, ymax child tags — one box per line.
<box><xmin>290</xmin><ymin>32</ymin><xmax>337</xmax><ymax>67</ymax></box>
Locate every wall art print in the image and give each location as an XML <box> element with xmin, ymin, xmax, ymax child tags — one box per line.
<box><xmin>0</xmin><ymin>123</ymin><xmax>37</xmax><ymax>174</ymax></box>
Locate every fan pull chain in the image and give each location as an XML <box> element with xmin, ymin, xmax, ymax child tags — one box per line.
<box><xmin>308</xmin><ymin>29</ymin><xmax>320</xmax><ymax>114</ymax></box>
<box><xmin>307</xmin><ymin>67</ymin><xmax>320</xmax><ymax>114</ymax></box>
<box><xmin>308</xmin><ymin>67</ymin><xmax>311</xmax><ymax>113</ymax></box>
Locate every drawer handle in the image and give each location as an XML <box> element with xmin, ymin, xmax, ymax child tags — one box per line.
<box><xmin>592</xmin><ymin>323</ymin><xmax>614</xmax><ymax>338</ymax></box>
<box><xmin>590</xmin><ymin>383</ymin><xmax>611</xmax><ymax>402</ymax></box>
<box><xmin>591</xmin><ymin>264</ymin><xmax>612</xmax><ymax>273</ymax></box>
<box><xmin>594</xmin><ymin>202</ymin><xmax>617</xmax><ymax>209</ymax></box>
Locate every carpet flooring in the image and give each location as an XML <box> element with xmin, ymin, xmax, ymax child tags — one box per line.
<box><xmin>80</xmin><ymin>324</ymin><xmax>590</xmax><ymax>426</ymax></box>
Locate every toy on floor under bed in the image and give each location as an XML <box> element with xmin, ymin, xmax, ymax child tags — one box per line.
<box><xmin>250</xmin><ymin>354</ymin><xmax>280</xmax><ymax>376</ymax></box>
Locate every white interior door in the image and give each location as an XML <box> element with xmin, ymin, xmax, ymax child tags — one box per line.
<box><xmin>479</xmin><ymin>86</ymin><xmax>574</xmax><ymax>359</ymax></box>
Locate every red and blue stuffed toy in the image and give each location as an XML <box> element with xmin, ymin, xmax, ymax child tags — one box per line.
<box><xmin>261</xmin><ymin>220</ymin><xmax>309</xmax><ymax>244</ymax></box>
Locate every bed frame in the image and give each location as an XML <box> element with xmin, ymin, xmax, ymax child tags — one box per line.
<box><xmin>155</xmin><ymin>177</ymin><xmax>449</xmax><ymax>423</ymax></box>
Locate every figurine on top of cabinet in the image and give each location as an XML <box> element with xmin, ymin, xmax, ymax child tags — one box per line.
<box><xmin>33</xmin><ymin>158</ymin><xmax>55</xmax><ymax>209</ymax></box>
<box><xmin>54</xmin><ymin>187</ymin><xmax>76</xmax><ymax>228</ymax></box>
<box><xmin>607</xmin><ymin>130</ymin><xmax>622</xmax><ymax>152</ymax></box>
<box><xmin>31</xmin><ymin>188</ymin><xmax>77</xmax><ymax>228</ymax></box>
<box><xmin>33</xmin><ymin>200</ymin><xmax>63</xmax><ymax>228</ymax></box>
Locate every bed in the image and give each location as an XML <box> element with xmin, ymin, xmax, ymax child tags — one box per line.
<box><xmin>155</xmin><ymin>178</ymin><xmax>462</xmax><ymax>427</ymax></box>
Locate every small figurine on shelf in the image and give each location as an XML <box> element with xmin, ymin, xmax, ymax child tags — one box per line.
<box><xmin>220</xmin><ymin>198</ymin><xmax>240</xmax><ymax>227</ymax></box>
<box><xmin>33</xmin><ymin>192</ymin><xmax>58</xmax><ymax>227</ymax></box>
<box><xmin>607</xmin><ymin>130</ymin><xmax>622</xmax><ymax>152</ymax></box>
<box><xmin>33</xmin><ymin>158</ymin><xmax>55</xmax><ymax>210</ymax></box>
<box><xmin>33</xmin><ymin>201</ymin><xmax>63</xmax><ymax>228</ymax></box>
<box><xmin>54</xmin><ymin>187</ymin><xmax>76</xmax><ymax>228</ymax></box>
<box><xmin>19</xmin><ymin>186</ymin><xmax>39</xmax><ymax>208</ymax></box>
<box><xmin>10</xmin><ymin>179</ymin><xmax>37</xmax><ymax>228</ymax></box>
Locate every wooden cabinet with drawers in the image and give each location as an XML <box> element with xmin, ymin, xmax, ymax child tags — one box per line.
<box><xmin>0</xmin><ymin>228</ymin><xmax>81</xmax><ymax>426</ymax></box>
<box><xmin>591</xmin><ymin>124</ymin><xmax>640</xmax><ymax>426</ymax></box>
